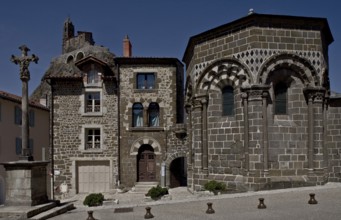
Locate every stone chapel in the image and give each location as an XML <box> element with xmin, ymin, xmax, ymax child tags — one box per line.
<box><xmin>32</xmin><ymin>12</ymin><xmax>341</xmax><ymax>197</ymax></box>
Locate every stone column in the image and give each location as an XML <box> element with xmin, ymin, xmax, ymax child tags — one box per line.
<box><xmin>201</xmin><ymin>97</ymin><xmax>208</xmax><ymax>174</ymax></box>
<box><xmin>185</xmin><ymin>103</ymin><xmax>193</xmax><ymax>170</ymax></box>
<box><xmin>262</xmin><ymin>91</ymin><xmax>269</xmax><ymax>174</ymax></box>
<box><xmin>242</xmin><ymin>92</ymin><xmax>249</xmax><ymax>172</ymax></box>
<box><xmin>192</xmin><ymin>98</ymin><xmax>203</xmax><ymax>170</ymax></box>
<box><xmin>305</xmin><ymin>87</ymin><xmax>326</xmax><ymax>177</ymax></box>
<box><xmin>307</xmin><ymin>92</ymin><xmax>314</xmax><ymax>174</ymax></box>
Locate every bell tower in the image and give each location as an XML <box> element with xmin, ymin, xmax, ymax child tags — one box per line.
<box><xmin>62</xmin><ymin>17</ymin><xmax>75</xmax><ymax>53</ymax></box>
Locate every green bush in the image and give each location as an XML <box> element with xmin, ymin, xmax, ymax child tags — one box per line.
<box><xmin>146</xmin><ymin>185</ymin><xmax>168</xmax><ymax>200</ymax></box>
<box><xmin>204</xmin><ymin>180</ymin><xmax>226</xmax><ymax>193</ymax></box>
<box><xmin>83</xmin><ymin>193</ymin><xmax>104</xmax><ymax>207</ymax></box>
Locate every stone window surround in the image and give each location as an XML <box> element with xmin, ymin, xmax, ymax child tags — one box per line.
<box><xmin>80</xmin><ymin>88</ymin><xmax>104</xmax><ymax>117</ymax></box>
<box><xmin>128</xmin><ymin>101</ymin><xmax>164</xmax><ymax>130</ymax></box>
<box><xmin>133</xmin><ymin>69</ymin><xmax>158</xmax><ymax>92</ymax></box>
<box><xmin>79</xmin><ymin>124</ymin><xmax>106</xmax><ymax>152</ymax></box>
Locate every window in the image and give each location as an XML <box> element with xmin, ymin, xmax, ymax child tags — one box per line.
<box><xmin>148</xmin><ymin>102</ymin><xmax>159</xmax><ymax>127</ymax></box>
<box><xmin>29</xmin><ymin>110</ymin><xmax>35</xmax><ymax>127</ymax></box>
<box><xmin>137</xmin><ymin>73</ymin><xmax>155</xmax><ymax>89</ymax></box>
<box><xmin>85</xmin><ymin>128</ymin><xmax>101</xmax><ymax>150</ymax></box>
<box><xmin>133</xmin><ymin>103</ymin><xmax>144</xmax><ymax>127</ymax></box>
<box><xmin>87</xmin><ymin>69</ymin><xmax>100</xmax><ymax>84</ymax></box>
<box><xmin>222</xmin><ymin>86</ymin><xmax>234</xmax><ymax>116</ymax></box>
<box><xmin>274</xmin><ymin>83</ymin><xmax>288</xmax><ymax>115</ymax></box>
<box><xmin>85</xmin><ymin>92</ymin><xmax>101</xmax><ymax>113</ymax></box>
<box><xmin>0</xmin><ymin>103</ymin><xmax>1</xmax><ymax>121</ymax></box>
<box><xmin>14</xmin><ymin>106</ymin><xmax>22</xmax><ymax>125</ymax></box>
<box><xmin>15</xmin><ymin>138</ymin><xmax>33</xmax><ymax>155</ymax></box>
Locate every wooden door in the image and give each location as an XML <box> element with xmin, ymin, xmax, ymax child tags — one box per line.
<box><xmin>138</xmin><ymin>149</ymin><xmax>156</xmax><ymax>182</ymax></box>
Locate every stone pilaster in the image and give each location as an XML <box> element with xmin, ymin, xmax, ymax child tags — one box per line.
<box><xmin>304</xmin><ymin>87</ymin><xmax>326</xmax><ymax>183</ymax></box>
<box><xmin>201</xmin><ymin>97</ymin><xmax>208</xmax><ymax>174</ymax></box>
<box><xmin>242</xmin><ymin>92</ymin><xmax>249</xmax><ymax>173</ymax></box>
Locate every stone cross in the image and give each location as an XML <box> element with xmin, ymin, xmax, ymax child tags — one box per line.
<box><xmin>11</xmin><ymin>45</ymin><xmax>39</xmax><ymax>161</ymax></box>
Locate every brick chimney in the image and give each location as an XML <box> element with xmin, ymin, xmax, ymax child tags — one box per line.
<box><xmin>123</xmin><ymin>35</ymin><xmax>132</xmax><ymax>57</ymax></box>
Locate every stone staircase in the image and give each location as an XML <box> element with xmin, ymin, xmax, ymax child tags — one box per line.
<box><xmin>131</xmin><ymin>182</ymin><xmax>159</xmax><ymax>194</ymax></box>
<box><xmin>0</xmin><ymin>200</ymin><xmax>74</xmax><ymax>220</ymax></box>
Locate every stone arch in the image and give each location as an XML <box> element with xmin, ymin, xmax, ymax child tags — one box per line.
<box><xmin>76</xmin><ymin>52</ymin><xmax>85</xmax><ymax>61</ymax></box>
<box><xmin>195</xmin><ymin>58</ymin><xmax>252</xmax><ymax>94</ymax></box>
<box><xmin>165</xmin><ymin>151</ymin><xmax>187</xmax><ymax>167</ymax></box>
<box><xmin>66</xmin><ymin>55</ymin><xmax>74</xmax><ymax>64</ymax></box>
<box><xmin>130</xmin><ymin>137</ymin><xmax>162</xmax><ymax>155</ymax></box>
<box><xmin>257</xmin><ymin>53</ymin><xmax>319</xmax><ymax>86</ymax></box>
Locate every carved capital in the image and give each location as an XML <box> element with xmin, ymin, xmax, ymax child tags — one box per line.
<box><xmin>304</xmin><ymin>87</ymin><xmax>326</xmax><ymax>104</ymax></box>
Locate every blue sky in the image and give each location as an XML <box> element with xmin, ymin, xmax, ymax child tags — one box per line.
<box><xmin>1</xmin><ymin>0</ymin><xmax>340</xmax><ymax>96</ymax></box>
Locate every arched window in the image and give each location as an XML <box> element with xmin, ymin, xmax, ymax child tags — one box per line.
<box><xmin>222</xmin><ymin>86</ymin><xmax>234</xmax><ymax>116</ymax></box>
<box><xmin>148</xmin><ymin>102</ymin><xmax>159</xmax><ymax>127</ymax></box>
<box><xmin>133</xmin><ymin>103</ymin><xmax>144</xmax><ymax>127</ymax></box>
<box><xmin>274</xmin><ymin>82</ymin><xmax>288</xmax><ymax>115</ymax></box>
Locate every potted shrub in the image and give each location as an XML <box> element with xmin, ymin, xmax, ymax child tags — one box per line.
<box><xmin>204</xmin><ymin>180</ymin><xmax>226</xmax><ymax>195</ymax></box>
<box><xmin>83</xmin><ymin>193</ymin><xmax>105</xmax><ymax>207</ymax></box>
<box><xmin>146</xmin><ymin>185</ymin><xmax>169</xmax><ymax>200</ymax></box>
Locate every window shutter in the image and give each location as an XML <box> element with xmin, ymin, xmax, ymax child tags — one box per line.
<box><xmin>15</xmin><ymin>137</ymin><xmax>22</xmax><ymax>155</ymax></box>
<box><xmin>15</xmin><ymin>106</ymin><xmax>22</xmax><ymax>125</ymax></box>
<box><xmin>29</xmin><ymin>139</ymin><xmax>34</xmax><ymax>154</ymax></box>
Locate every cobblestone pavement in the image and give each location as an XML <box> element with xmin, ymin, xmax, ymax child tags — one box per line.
<box><xmin>49</xmin><ymin>183</ymin><xmax>341</xmax><ymax>220</ymax></box>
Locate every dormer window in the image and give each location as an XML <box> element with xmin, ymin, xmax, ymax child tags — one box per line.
<box><xmin>86</xmin><ymin>64</ymin><xmax>101</xmax><ymax>85</ymax></box>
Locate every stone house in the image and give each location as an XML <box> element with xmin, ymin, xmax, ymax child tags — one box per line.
<box><xmin>0</xmin><ymin>91</ymin><xmax>50</xmax><ymax>204</ymax></box>
<box><xmin>32</xmin><ymin>12</ymin><xmax>341</xmax><ymax>197</ymax></box>
<box><xmin>183</xmin><ymin>12</ymin><xmax>341</xmax><ymax>191</ymax></box>
<box><xmin>32</xmin><ymin>18</ymin><xmax>187</xmax><ymax>197</ymax></box>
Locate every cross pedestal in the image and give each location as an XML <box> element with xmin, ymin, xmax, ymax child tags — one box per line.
<box><xmin>1</xmin><ymin>161</ymin><xmax>49</xmax><ymax>206</ymax></box>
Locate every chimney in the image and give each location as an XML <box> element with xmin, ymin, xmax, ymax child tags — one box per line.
<box><xmin>123</xmin><ymin>35</ymin><xmax>132</xmax><ymax>57</ymax></box>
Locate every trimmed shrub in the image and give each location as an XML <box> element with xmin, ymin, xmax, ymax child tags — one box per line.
<box><xmin>83</xmin><ymin>193</ymin><xmax>104</xmax><ymax>207</ymax></box>
<box><xmin>146</xmin><ymin>185</ymin><xmax>168</xmax><ymax>200</ymax></box>
<box><xmin>204</xmin><ymin>180</ymin><xmax>226</xmax><ymax>193</ymax></box>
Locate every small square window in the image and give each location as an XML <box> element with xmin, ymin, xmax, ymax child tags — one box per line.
<box><xmin>85</xmin><ymin>128</ymin><xmax>101</xmax><ymax>150</ymax></box>
<box><xmin>136</xmin><ymin>73</ymin><xmax>155</xmax><ymax>89</ymax></box>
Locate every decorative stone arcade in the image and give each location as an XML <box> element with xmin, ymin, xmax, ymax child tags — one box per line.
<box><xmin>0</xmin><ymin>45</ymin><xmax>49</xmax><ymax>206</ymax></box>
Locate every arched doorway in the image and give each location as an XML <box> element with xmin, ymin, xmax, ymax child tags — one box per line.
<box><xmin>169</xmin><ymin>157</ymin><xmax>187</xmax><ymax>188</ymax></box>
<box><xmin>137</xmin><ymin>145</ymin><xmax>156</xmax><ymax>182</ymax></box>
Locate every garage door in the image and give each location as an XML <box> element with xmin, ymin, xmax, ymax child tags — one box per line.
<box><xmin>77</xmin><ymin>161</ymin><xmax>110</xmax><ymax>193</ymax></box>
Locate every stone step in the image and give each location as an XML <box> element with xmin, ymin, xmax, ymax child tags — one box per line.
<box><xmin>29</xmin><ymin>202</ymin><xmax>75</xmax><ymax>220</ymax></box>
<box><xmin>131</xmin><ymin>182</ymin><xmax>159</xmax><ymax>194</ymax></box>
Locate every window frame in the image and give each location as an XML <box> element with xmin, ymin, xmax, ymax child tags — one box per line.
<box><xmin>132</xmin><ymin>103</ymin><xmax>144</xmax><ymax>127</ymax></box>
<box><xmin>148</xmin><ymin>102</ymin><xmax>160</xmax><ymax>127</ymax></box>
<box><xmin>136</xmin><ymin>73</ymin><xmax>156</xmax><ymax>90</ymax></box>
<box><xmin>80</xmin><ymin>125</ymin><xmax>104</xmax><ymax>152</ymax></box>
<box><xmin>221</xmin><ymin>86</ymin><xmax>234</xmax><ymax>116</ymax></box>
<box><xmin>85</xmin><ymin>92</ymin><xmax>101</xmax><ymax>113</ymax></box>
<box><xmin>85</xmin><ymin>128</ymin><xmax>101</xmax><ymax>150</ymax></box>
<box><xmin>82</xmin><ymin>88</ymin><xmax>103</xmax><ymax>116</ymax></box>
